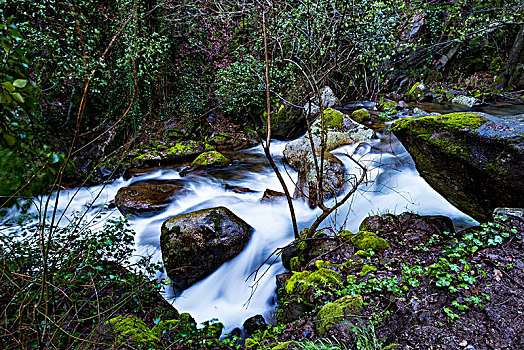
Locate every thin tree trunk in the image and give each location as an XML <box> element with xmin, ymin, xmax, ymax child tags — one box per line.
<box><xmin>502</xmin><ymin>25</ymin><xmax>524</xmax><ymax>88</ymax></box>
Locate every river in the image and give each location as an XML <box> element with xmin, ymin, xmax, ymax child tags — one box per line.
<box><xmin>2</xmin><ymin>103</ymin><xmax>522</xmax><ymax>334</ymax></box>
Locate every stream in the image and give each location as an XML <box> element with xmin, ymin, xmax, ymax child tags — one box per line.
<box><xmin>2</xmin><ymin>103</ymin><xmax>523</xmax><ymax>334</ymax></box>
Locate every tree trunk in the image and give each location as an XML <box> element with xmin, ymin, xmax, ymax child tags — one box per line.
<box><xmin>501</xmin><ymin>25</ymin><xmax>524</xmax><ymax>88</ymax></box>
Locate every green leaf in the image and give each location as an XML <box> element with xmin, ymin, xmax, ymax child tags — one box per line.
<box><xmin>0</xmin><ymin>92</ymin><xmax>12</xmax><ymax>104</ymax></box>
<box><xmin>2</xmin><ymin>81</ymin><xmax>15</xmax><ymax>93</ymax></box>
<box><xmin>13</xmin><ymin>79</ymin><xmax>27</xmax><ymax>88</ymax></box>
<box><xmin>11</xmin><ymin>92</ymin><xmax>25</xmax><ymax>103</ymax></box>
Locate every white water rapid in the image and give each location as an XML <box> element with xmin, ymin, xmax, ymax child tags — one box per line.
<box><xmin>1</xmin><ymin>133</ymin><xmax>476</xmax><ymax>334</ymax></box>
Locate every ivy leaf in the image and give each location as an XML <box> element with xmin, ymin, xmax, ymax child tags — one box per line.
<box><xmin>11</xmin><ymin>92</ymin><xmax>25</xmax><ymax>103</ymax></box>
<box><xmin>2</xmin><ymin>81</ymin><xmax>15</xmax><ymax>93</ymax></box>
<box><xmin>13</xmin><ymin>79</ymin><xmax>27</xmax><ymax>88</ymax></box>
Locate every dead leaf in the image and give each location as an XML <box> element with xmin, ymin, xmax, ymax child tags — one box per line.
<box><xmin>493</xmin><ymin>269</ymin><xmax>503</xmax><ymax>282</ymax></box>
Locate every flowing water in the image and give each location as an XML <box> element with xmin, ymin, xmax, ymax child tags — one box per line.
<box><xmin>4</xmin><ymin>102</ymin><xmax>522</xmax><ymax>333</ymax></box>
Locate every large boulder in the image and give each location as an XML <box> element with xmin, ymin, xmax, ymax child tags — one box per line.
<box><xmin>160</xmin><ymin>207</ymin><xmax>254</xmax><ymax>293</ymax></box>
<box><xmin>115</xmin><ymin>180</ymin><xmax>185</xmax><ymax>216</ymax></box>
<box><xmin>392</xmin><ymin>112</ymin><xmax>524</xmax><ymax>221</ymax></box>
<box><xmin>303</xmin><ymin>86</ymin><xmax>340</xmax><ymax>115</ymax></box>
<box><xmin>283</xmin><ymin>108</ymin><xmax>375</xmax><ymax>207</ymax></box>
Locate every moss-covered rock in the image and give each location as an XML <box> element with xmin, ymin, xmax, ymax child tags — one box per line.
<box><xmin>283</xmin><ymin>108</ymin><xmax>375</xmax><ymax>207</ymax></box>
<box><xmin>347</xmin><ymin>231</ymin><xmax>390</xmax><ymax>251</ymax></box>
<box><xmin>161</xmin><ymin>207</ymin><xmax>254</xmax><ymax>293</ymax></box>
<box><xmin>191</xmin><ymin>150</ymin><xmax>229</xmax><ymax>167</ymax></box>
<box><xmin>132</xmin><ymin>140</ymin><xmax>207</xmax><ymax>167</ymax></box>
<box><xmin>284</xmin><ymin>268</ymin><xmax>342</xmax><ymax>295</ymax></box>
<box><xmin>107</xmin><ymin>315</ymin><xmax>160</xmax><ymax>346</ymax></box>
<box><xmin>351</xmin><ymin>108</ymin><xmax>371</xmax><ymax>123</ymax></box>
<box><xmin>392</xmin><ymin>112</ymin><xmax>524</xmax><ymax>221</ymax></box>
<box><xmin>316</xmin><ymin>295</ymin><xmax>363</xmax><ymax>334</ymax></box>
<box><xmin>359</xmin><ymin>264</ymin><xmax>377</xmax><ymax>276</ymax></box>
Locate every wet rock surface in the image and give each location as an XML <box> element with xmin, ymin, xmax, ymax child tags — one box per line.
<box><xmin>160</xmin><ymin>207</ymin><xmax>254</xmax><ymax>293</ymax></box>
<box><xmin>115</xmin><ymin>180</ymin><xmax>185</xmax><ymax>216</ymax></box>
<box><xmin>392</xmin><ymin>112</ymin><xmax>524</xmax><ymax>221</ymax></box>
<box><xmin>283</xmin><ymin>108</ymin><xmax>375</xmax><ymax>207</ymax></box>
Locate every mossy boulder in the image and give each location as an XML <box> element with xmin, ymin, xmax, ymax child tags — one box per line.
<box><xmin>344</xmin><ymin>230</ymin><xmax>390</xmax><ymax>251</ymax></box>
<box><xmin>351</xmin><ymin>108</ymin><xmax>371</xmax><ymax>123</ymax></box>
<box><xmin>283</xmin><ymin>108</ymin><xmax>375</xmax><ymax>207</ymax></box>
<box><xmin>266</xmin><ymin>103</ymin><xmax>309</xmax><ymax>140</ymax></box>
<box><xmin>191</xmin><ymin>151</ymin><xmax>229</xmax><ymax>167</ymax></box>
<box><xmin>316</xmin><ymin>295</ymin><xmax>363</xmax><ymax>334</ymax></box>
<box><xmin>284</xmin><ymin>268</ymin><xmax>342</xmax><ymax>296</ymax></box>
<box><xmin>161</xmin><ymin>207</ymin><xmax>254</xmax><ymax>293</ymax></box>
<box><xmin>115</xmin><ymin>180</ymin><xmax>185</xmax><ymax>216</ymax></box>
<box><xmin>132</xmin><ymin>140</ymin><xmax>207</xmax><ymax>167</ymax></box>
<box><xmin>392</xmin><ymin>112</ymin><xmax>524</xmax><ymax>221</ymax></box>
<box><xmin>107</xmin><ymin>315</ymin><xmax>160</xmax><ymax>346</ymax></box>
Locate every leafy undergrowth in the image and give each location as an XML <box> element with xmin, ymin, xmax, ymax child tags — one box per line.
<box><xmin>254</xmin><ymin>213</ymin><xmax>524</xmax><ymax>350</ymax></box>
<box><xmin>0</xmin><ymin>214</ymin><xmax>237</xmax><ymax>349</ymax></box>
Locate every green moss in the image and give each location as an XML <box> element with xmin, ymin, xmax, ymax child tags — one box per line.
<box><xmin>290</xmin><ymin>256</ymin><xmax>302</xmax><ymax>272</ymax></box>
<box><xmin>165</xmin><ymin>141</ymin><xmax>198</xmax><ymax>157</ymax></box>
<box><xmin>307</xmin><ymin>268</ymin><xmax>342</xmax><ymax>287</ymax></box>
<box><xmin>354</xmin><ymin>250</ymin><xmax>371</xmax><ymax>257</ymax></box>
<box><xmin>315</xmin><ymin>260</ymin><xmax>340</xmax><ymax>270</ymax></box>
<box><xmin>284</xmin><ymin>271</ymin><xmax>311</xmax><ymax>294</ymax></box>
<box><xmin>359</xmin><ymin>264</ymin><xmax>377</xmax><ymax>277</ymax></box>
<box><xmin>191</xmin><ymin>151</ymin><xmax>229</xmax><ymax>167</ymax></box>
<box><xmin>284</xmin><ymin>268</ymin><xmax>341</xmax><ymax>295</ymax></box>
<box><xmin>340</xmin><ymin>230</ymin><xmax>354</xmax><ymax>239</ymax></box>
<box><xmin>316</xmin><ymin>295</ymin><xmax>363</xmax><ymax>334</ymax></box>
<box><xmin>347</xmin><ymin>231</ymin><xmax>390</xmax><ymax>251</ymax></box>
<box><xmin>382</xmin><ymin>344</ymin><xmax>400</xmax><ymax>350</ymax></box>
<box><xmin>351</xmin><ymin>108</ymin><xmax>370</xmax><ymax>123</ymax></box>
<box><xmin>428</xmin><ymin>137</ymin><xmax>470</xmax><ymax>158</ymax></box>
<box><xmin>107</xmin><ymin>315</ymin><xmax>159</xmax><ymax>346</ymax></box>
<box><xmin>380</xmin><ymin>99</ymin><xmax>397</xmax><ymax>110</ymax></box>
<box><xmin>391</xmin><ymin>112</ymin><xmax>487</xmax><ymax>136</ymax></box>
<box><xmin>204</xmin><ymin>143</ymin><xmax>215</xmax><ymax>151</ymax></box>
<box><xmin>321</xmin><ymin>108</ymin><xmax>345</xmax><ymax>129</ymax></box>
<box><xmin>485</xmin><ymin>162</ymin><xmax>509</xmax><ymax>175</ymax></box>
<box><xmin>272</xmin><ymin>341</ymin><xmax>294</xmax><ymax>350</ymax></box>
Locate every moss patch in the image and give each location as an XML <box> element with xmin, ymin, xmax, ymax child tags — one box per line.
<box><xmin>316</xmin><ymin>295</ymin><xmax>363</xmax><ymax>334</ymax></box>
<box><xmin>321</xmin><ymin>108</ymin><xmax>345</xmax><ymax>130</ymax></box>
<box><xmin>359</xmin><ymin>264</ymin><xmax>377</xmax><ymax>277</ymax></box>
<box><xmin>392</xmin><ymin>112</ymin><xmax>487</xmax><ymax>136</ymax></box>
<box><xmin>191</xmin><ymin>151</ymin><xmax>229</xmax><ymax>167</ymax></box>
<box><xmin>284</xmin><ymin>268</ymin><xmax>342</xmax><ymax>295</ymax></box>
<box><xmin>347</xmin><ymin>231</ymin><xmax>390</xmax><ymax>251</ymax></box>
<box><xmin>351</xmin><ymin>108</ymin><xmax>370</xmax><ymax>123</ymax></box>
<box><xmin>107</xmin><ymin>315</ymin><xmax>160</xmax><ymax>346</ymax></box>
